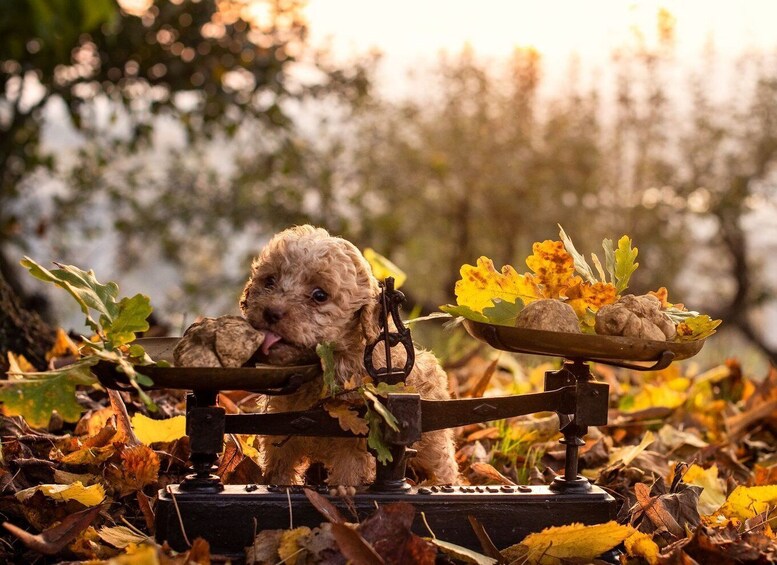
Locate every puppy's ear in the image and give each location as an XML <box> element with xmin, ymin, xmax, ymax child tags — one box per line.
<box><xmin>239</xmin><ymin>282</ymin><xmax>250</xmax><ymax>314</ymax></box>
<box><xmin>359</xmin><ymin>295</ymin><xmax>381</xmax><ymax>345</ymax></box>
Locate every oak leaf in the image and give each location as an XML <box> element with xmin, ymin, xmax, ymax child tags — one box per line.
<box><xmin>324</xmin><ymin>400</ymin><xmax>368</xmax><ymax>435</ymax></box>
<box><xmin>676</xmin><ymin>315</ymin><xmax>722</xmax><ymax>341</ymax></box>
<box><xmin>524</xmin><ymin>240</ymin><xmax>576</xmax><ymax>298</ymax></box>
<box><xmin>454</xmin><ymin>257</ymin><xmax>542</xmax><ymax>313</ymax></box>
<box><xmin>562</xmin><ymin>279</ymin><xmax>618</xmax><ymax>320</ymax></box>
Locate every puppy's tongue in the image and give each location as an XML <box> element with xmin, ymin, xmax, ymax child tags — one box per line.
<box><xmin>261</xmin><ymin>331</ymin><xmax>283</xmax><ymax>356</ymax></box>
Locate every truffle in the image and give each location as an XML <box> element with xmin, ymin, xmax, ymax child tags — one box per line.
<box><xmin>515</xmin><ymin>299</ymin><xmax>581</xmax><ymax>333</ymax></box>
<box><xmin>594</xmin><ymin>294</ymin><xmax>676</xmax><ymax>341</ymax></box>
<box><xmin>173</xmin><ymin>315</ymin><xmax>266</xmax><ymax>368</ymax></box>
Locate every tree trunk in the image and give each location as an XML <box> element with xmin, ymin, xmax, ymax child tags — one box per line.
<box><xmin>0</xmin><ymin>269</ymin><xmax>57</xmax><ymax>372</ymax></box>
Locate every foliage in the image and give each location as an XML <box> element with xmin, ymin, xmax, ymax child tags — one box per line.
<box><xmin>0</xmin><ymin>0</ymin><xmax>373</xmax><ymax>316</ymax></box>
<box><xmin>442</xmin><ymin>228</ymin><xmax>719</xmax><ymax>340</ymax></box>
<box><xmin>1</xmin><ymin>259</ymin><xmax>156</xmax><ymax>425</ymax></box>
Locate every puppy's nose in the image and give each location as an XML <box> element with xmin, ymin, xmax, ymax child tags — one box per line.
<box><xmin>263</xmin><ymin>307</ymin><xmax>284</xmax><ymax>324</ymax></box>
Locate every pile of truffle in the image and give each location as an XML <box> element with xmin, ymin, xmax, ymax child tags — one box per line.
<box><xmin>516</xmin><ymin>295</ymin><xmax>676</xmax><ymax>341</ymax></box>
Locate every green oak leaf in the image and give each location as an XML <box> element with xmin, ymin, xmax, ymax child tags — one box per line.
<box><xmin>316</xmin><ymin>342</ymin><xmax>339</xmax><ymax>398</ymax></box>
<box><xmin>676</xmin><ymin>315</ymin><xmax>722</xmax><ymax>341</ymax></box>
<box><xmin>613</xmin><ymin>236</ymin><xmax>639</xmax><ymax>294</ymax></box>
<box><xmin>1</xmin><ymin>359</ymin><xmax>97</xmax><ymax>427</ymax></box>
<box><xmin>481</xmin><ymin>298</ymin><xmax>523</xmax><ymax>326</ymax></box>
<box><xmin>105</xmin><ymin>294</ymin><xmax>152</xmax><ymax>347</ymax></box>
<box><xmin>21</xmin><ymin>257</ymin><xmax>120</xmax><ymax>333</ymax></box>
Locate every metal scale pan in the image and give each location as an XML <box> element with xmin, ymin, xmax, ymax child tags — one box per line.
<box><xmin>463</xmin><ymin>320</ymin><xmax>705</xmax><ymax>369</ymax></box>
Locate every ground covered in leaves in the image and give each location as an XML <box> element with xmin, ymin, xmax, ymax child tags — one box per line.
<box><xmin>2</xmin><ymin>337</ymin><xmax>777</xmax><ymax>564</ymax></box>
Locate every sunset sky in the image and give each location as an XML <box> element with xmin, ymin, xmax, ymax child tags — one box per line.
<box><xmin>303</xmin><ymin>1</ymin><xmax>777</xmax><ymax>92</ymax></box>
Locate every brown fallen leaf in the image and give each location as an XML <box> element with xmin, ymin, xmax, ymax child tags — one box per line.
<box><xmin>465</xmin><ymin>461</ymin><xmax>517</xmax><ymax>485</ymax></box>
<box><xmin>332</xmin><ymin>523</ymin><xmax>385</xmax><ymax>565</ymax></box>
<box><xmin>304</xmin><ymin>487</ymin><xmax>347</xmax><ymax>524</ymax></box>
<box><xmin>2</xmin><ymin>504</ymin><xmax>104</xmax><ymax>555</ymax></box>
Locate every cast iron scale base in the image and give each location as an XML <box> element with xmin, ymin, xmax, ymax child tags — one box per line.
<box><xmin>96</xmin><ymin>279</ymin><xmax>704</xmax><ymax>556</ymax></box>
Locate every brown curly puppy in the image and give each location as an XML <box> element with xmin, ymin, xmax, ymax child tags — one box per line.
<box><xmin>240</xmin><ymin>225</ymin><xmax>458</xmax><ymax>487</ymax></box>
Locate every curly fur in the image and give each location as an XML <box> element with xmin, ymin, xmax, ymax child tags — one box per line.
<box><xmin>240</xmin><ymin>225</ymin><xmax>458</xmax><ymax>486</ymax></box>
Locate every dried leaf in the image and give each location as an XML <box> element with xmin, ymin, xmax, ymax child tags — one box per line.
<box><xmin>716</xmin><ymin>485</ymin><xmax>777</xmax><ymax>521</ymax></box>
<box><xmin>2</xmin><ymin>504</ymin><xmax>103</xmax><ymax>556</ymax></box>
<box><xmin>333</xmin><ymin>523</ymin><xmax>385</xmax><ymax>565</ymax></box>
<box><xmin>324</xmin><ymin>400</ymin><xmax>368</xmax><ymax>435</ymax></box>
<box><xmin>7</xmin><ymin>352</ymin><xmax>35</xmax><ymax>374</ymax></box>
<box><xmin>130</xmin><ymin>413</ymin><xmax>186</xmax><ymax>445</ymax></box>
<box><xmin>682</xmin><ymin>464</ymin><xmax>727</xmax><ymax>516</ymax></box>
<box><xmin>119</xmin><ymin>444</ymin><xmax>160</xmax><ymax>492</ymax></box>
<box><xmin>97</xmin><ymin>525</ymin><xmax>151</xmax><ymax>548</ymax></box>
<box><xmin>278</xmin><ymin>526</ymin><xmax>311</xmax><ymax>565</ymax></box>
<box><xmin>624</xmin><ymin>529</ymin><xmax>660</xmax><ymax>564</ymax></box>
<box><xmin>507</xmin><ymin>521</ymin><xmax>632</xmax><ymax>564</ymax></box>
<box><xmin>16</xmin><ymin>481</ymin><xmax>106</xmax><ymax>506</ymax></box>
<box><xmin>46</xmin><ymin>328</ymin><xmax>80</xmax><ymax>362</ymax></box>
<box><xmin>633</xmin><ymin>482</ymin><xmax>701</xmax><ymax>538</ymax></box>
<box><xmin>428</xmin><ymin>537</ymin><xmax>497</xmax><ymax>564</ymax></box>
<box><xmin>558</xmin><ymin>224</ymin><xmax>598</xmax><ymax>283</ymax></box>
<box><xmin>609</xmin><ymin>431</ymin><xmax>655</xmax><ymax>466</ymax></box>
<box><xmin>304</xmin><ymin>487</ymin><xmax>347</xmax><ymax>524</ymax></box>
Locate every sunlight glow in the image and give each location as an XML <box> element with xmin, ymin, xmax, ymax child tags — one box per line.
<box><xmin>303</xmin><ymin>0</ymin><xmax>777</xmax><ymax>62</ymax></box>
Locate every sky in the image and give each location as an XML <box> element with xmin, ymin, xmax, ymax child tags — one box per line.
<box><xmin>303</xmin><ymin>0</ymin><xmax>777</xmax><ymax>95</ymax></box>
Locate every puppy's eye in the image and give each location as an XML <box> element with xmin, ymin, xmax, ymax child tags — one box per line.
<box><xmin>264</xmin><ymin>276</ymin><xmax>276</xmax><ymax>290</ymax></box>
<box><xmin>311</xmin><ymin>288</ymin><xmax>328</xmax><ymax>303</ymax></box>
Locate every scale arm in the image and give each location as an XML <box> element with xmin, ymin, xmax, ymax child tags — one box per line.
<box><xmin>419</xmin><ymin>387</ymin><xmax>576</xmax><ymax>433</ymax></box>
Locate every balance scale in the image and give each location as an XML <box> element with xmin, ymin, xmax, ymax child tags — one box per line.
<box><xmin>95</xmin><ymin>279</ymin><xmax>704</xmax><ymax>556</ymax></box>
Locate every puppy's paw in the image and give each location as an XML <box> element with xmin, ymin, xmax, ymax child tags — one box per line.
<box><xmin>328</xmin><ymin>485</ymin><xmax>357</xmax><ymax>497</ymax></box>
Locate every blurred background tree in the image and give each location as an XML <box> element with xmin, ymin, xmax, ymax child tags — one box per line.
<box><xmin>2</xmin><ymin>1</ymin><xmax>776</xmax><ymax>368</ymax></box>
<box><xmin>0</xmin><ymin>0</ymin><xmax>371</xmax><ymax>365</ymax></box>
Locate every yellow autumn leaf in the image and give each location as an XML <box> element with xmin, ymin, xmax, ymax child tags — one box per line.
<box><xmin>16</xmin><ymin>481</ymin><xmax>106</xmax><ymax>506</ymax></box>
<box><xmin>682</xmin><ymin>464</ymin><xmax>727</xmax><ymax>516</ymax></box>
<box><xmin>46</xmin><ymin>328</ymin><xmax>81</xmax><ymax>361</ymax></box>
<box><xmin>563</xmin><ymin>279</ymin><xmax>618</xmax><ymax>319</ymax></box>
<box><xmin>7</xmin><ymin>352</ymin><xmax>35</xmax><ymax>375</ymax></box>
<box><xmin>131</xmin><ymin>413</ymin><xmax>186</xmax><ymax>445</ymax></box>
<box><xmin>609</xmin><ymin>431</ymin><xmax>655</xmax><ymax>466</ymax></box>
<box><xmin>716</xmin><ymin>485</ymin><xmax>777</xmax><ymax>521</ymax></box>
<box><xmin>363</xmin><ymin>248</ymin><xmax>407</xmax><ymax>289</ymax></box>
<box><xmin>524</xmin><ymin>240</ymin><xmax>576</xmax><ymax>298</ymax></box>
<box><xmin>98</xmin><ymin>525</ymin><xmax>152</xmax><ymax>548</ymax></box>
<box><xmin>455</xmin><ymin>256</ymin><xmax>542</xmax><ymax>313</ymax></box>
<box><xmin>624</xmin><ymin>383</ymin><xmax>686</xmax><ymax>412</ymax></box>
<box><xmin>236</xmin><ymin>434</ymin><xmax>261</xmax><ymax>459</ymax></box>
<box><xmin>278</xmin><ymin>526</ymin><xmax>311</xmax><ymax>565</ymax></box>
<box><xmin>105</xmin><ymin>543</ymin><xmax>160</xmax><ymax>565</ymax></box>
<box><xmin>510</xmin><ymin>521</ymin><xmax>633</xmax><ymax>564</ymax></box>
<box><xmin>624</xmin><ymin>529</ymin><xmax>659</xmax><ymax>564</ymax></box>
<box><xmin>676</xmin><ymin>315</ymin><xmax>722</xmax><ymax>341</ymax></box>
